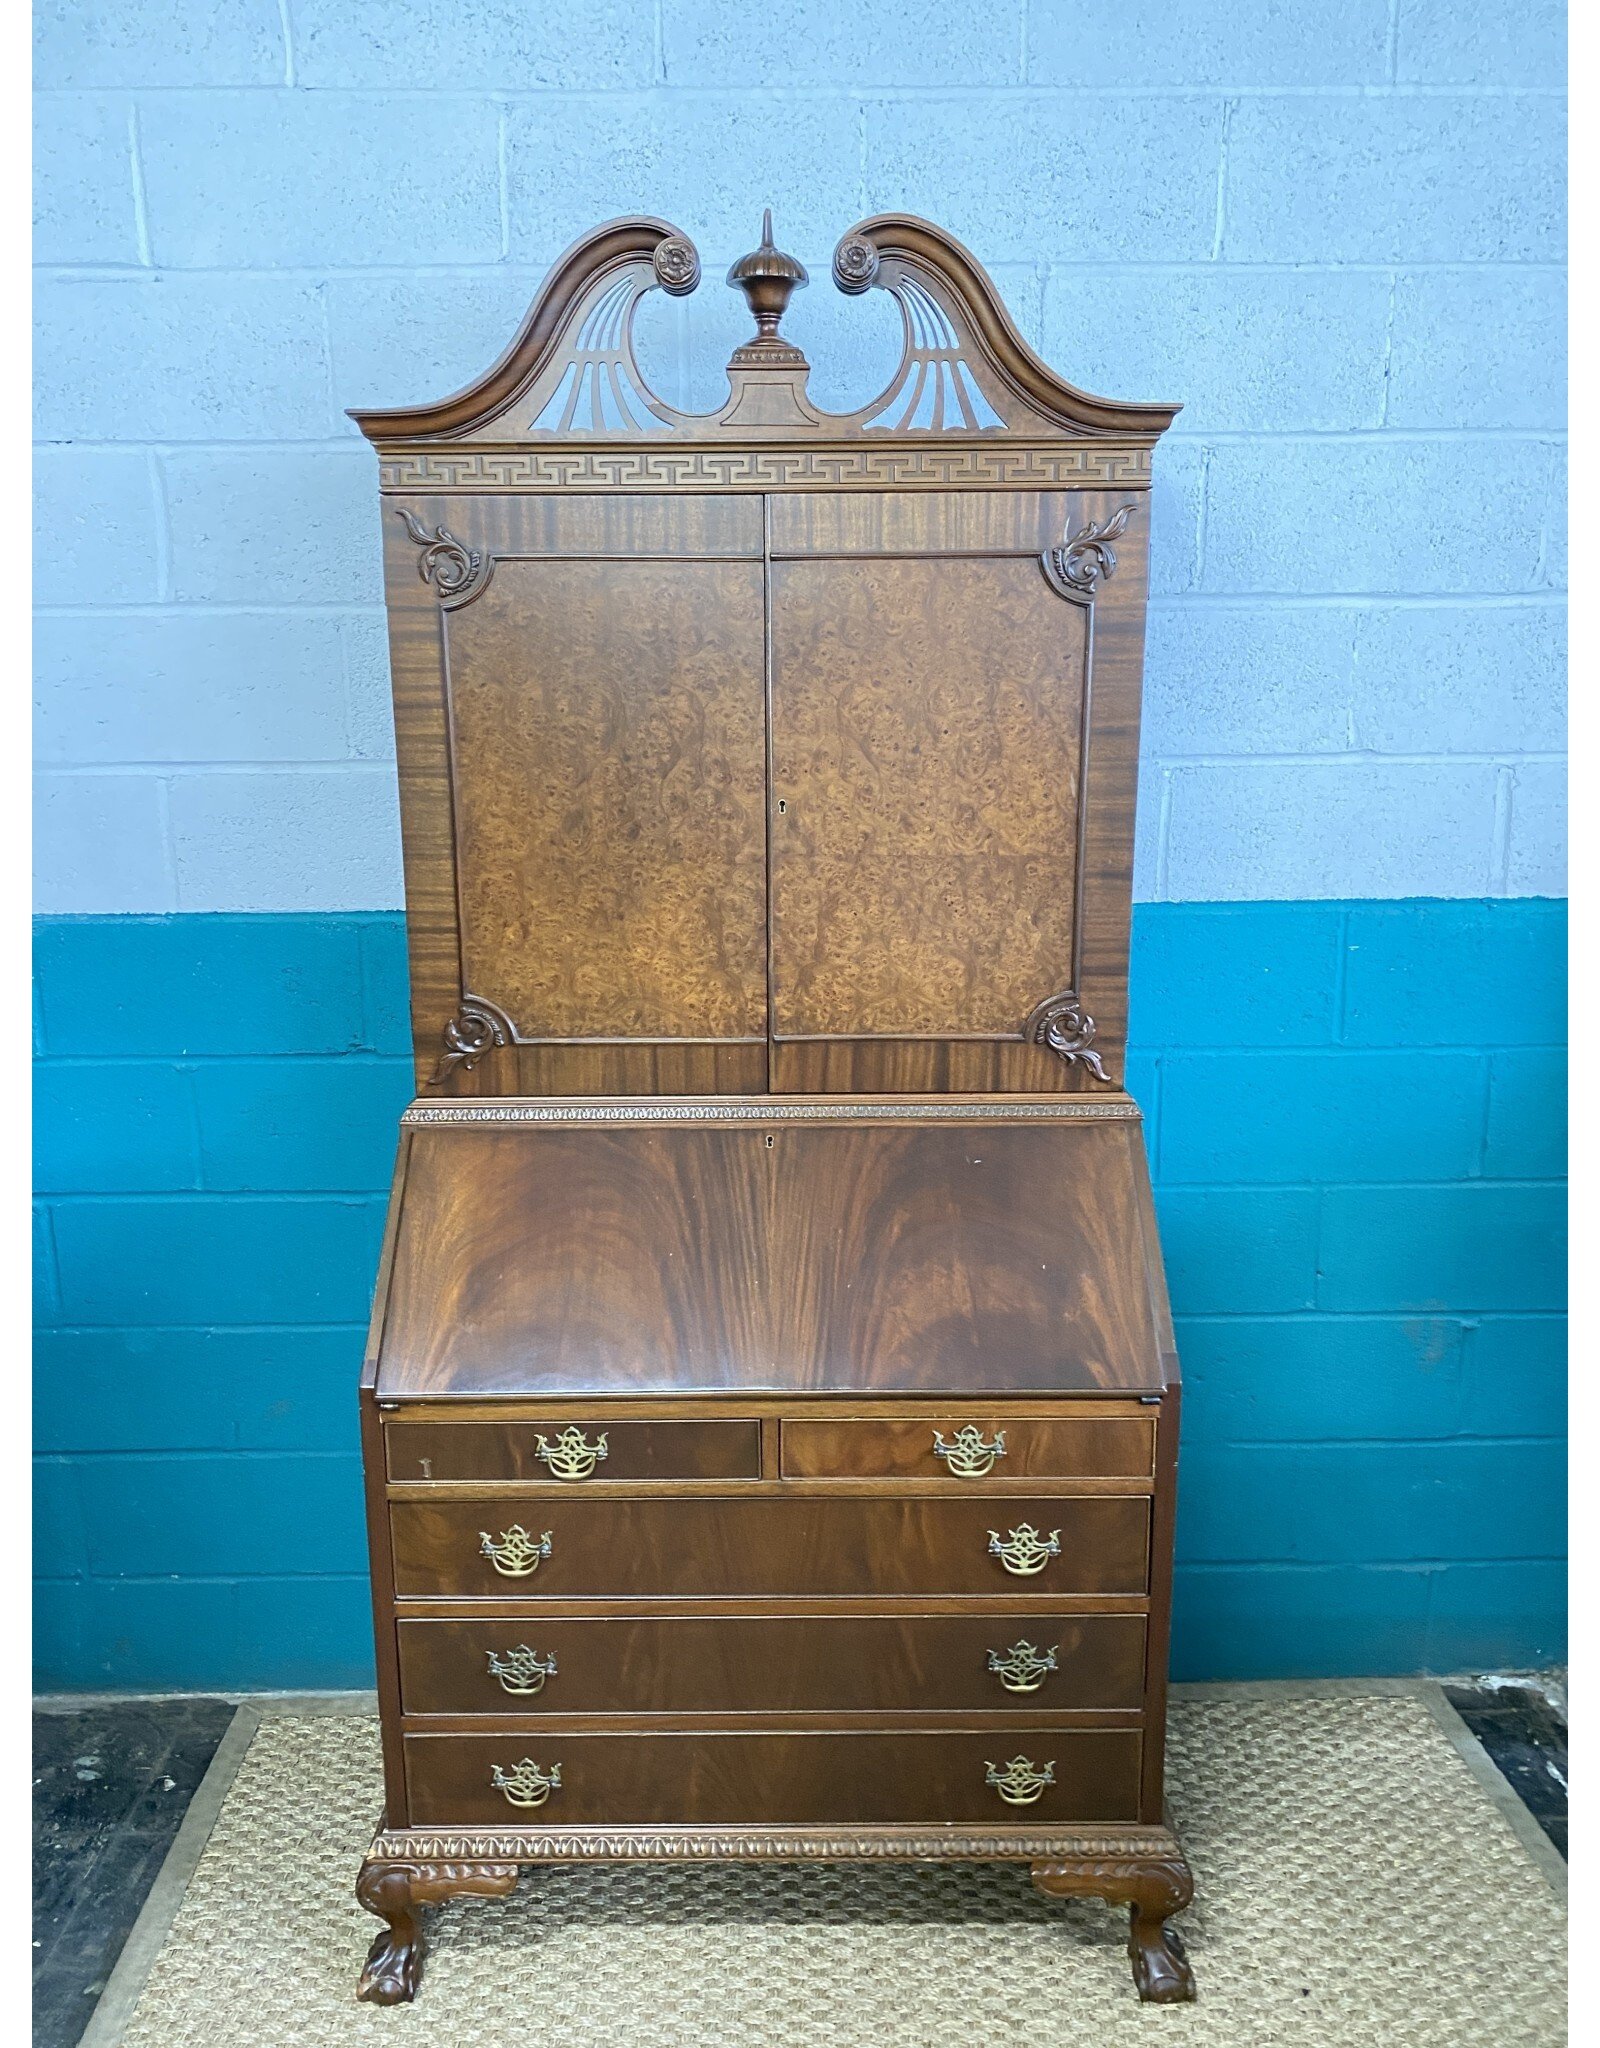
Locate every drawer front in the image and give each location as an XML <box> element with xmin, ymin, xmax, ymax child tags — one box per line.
<box><xmin>391</xmin><ymin>1495</ymin><xmax>1149</xmax><ymax>1599</ymax></box>
<box><xmin>405</xmin><ymin>1727</ymin><xmax>1142</xmax><ymax>1826</ymax></box>
<box><xmin>386</xmin><ymin>1419</ymin><xmax>761</xmax><ymax>1484</ymax></box>
<box><xmin>781</xmin><ymin>1415</ymin><xmax>1154</xmax><ymax>1481</ymax></box>
<box><xmin>398</xmin><ymin>1612</ymin><xmax>1148</xmax><ymax>1715</ymax></box>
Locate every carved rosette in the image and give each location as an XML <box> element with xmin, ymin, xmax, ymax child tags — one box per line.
<box><xmin>1042</xmin><ymin>504</ymin><xmax>1136</xmax><ymax>601</ymax></box>
<box><xmin>430</xmin><ymin>995</ymin><xmax>516</xmax><ymax>1086</ymax></box>
<box><xmin>395</xmin><ymin>508</ymin><xmax>494</xmax><ymax>608</ymax></box>
<box><xmin>1023</xmin><ymin>991</ymin><xmax>1110</xmax><ymax>1082</ymax></box>
<box><xmin>652</xmin><ymin>233</ymin><xmax>701</xmax><ymax>296</ymax></box>
<box><xmin>833</xmin><ymin>233</ymin><xmax>881</xmax><ymax>294</ymax></box>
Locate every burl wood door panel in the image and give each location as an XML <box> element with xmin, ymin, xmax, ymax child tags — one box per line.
<box><xmin>390</xmin><ymin>1495</ymin><xmax>1150</xmax><ymax>1599</ymax></box>
<box><xmin>781</xmin><ymin>1414</ymin><xmax>1156</xmax><ymax>1482</ymax></box>
<box><xmin>443</xmin><ymin>500</ymin><xmax>766</xmax><ymax>1047</ymax></box>
<box><xmin>404</xmin><ymin>1727</ymin><xmax>1144</xmax><ymax>1825</ymax></box>
<box><xmin>398</xmin><ymin>1612</ymin><xmax>1149</xmax><ymax>1716</ymax></box>
<box><xmin>768</xmin><ymin>545</ymin><xmax>1085</xmax><ymax>1048</ymax></box>
<box><xmin>385</xmin><ymin>1419</ymin><xmax>761</xmax><ymax>1483</ymax></box>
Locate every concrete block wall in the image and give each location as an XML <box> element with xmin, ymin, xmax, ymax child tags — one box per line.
<box><xmin>33</xmin><ymin>3</ymin><xmax>1566</xmax><ymax>1688</ymax></box>
<box><xmin>34</xmin><ymin>0</ymin><xmax>1565</xmax><ymax>911</ymax></box>
<box><xmin>34</xmin><ymin>900</ymin><xmax>1566</xmax><ymax>1687</ymax></box>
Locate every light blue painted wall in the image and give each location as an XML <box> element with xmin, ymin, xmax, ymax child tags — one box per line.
<box><xmin>33</xmin><ymin>1</ymin><xmax>1566</xmax><ymax>911</ymax></box>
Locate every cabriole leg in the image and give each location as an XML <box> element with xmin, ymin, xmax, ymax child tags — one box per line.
<box><xmin>1031</xmin><ymin>1847</ymin><xmax>1196</xmax><ymax>2004</ymax></box>
<box><xmin>355</xmin><ymin>1856</ymin><xmax>518</xmax><ymax>2004</ymax></box>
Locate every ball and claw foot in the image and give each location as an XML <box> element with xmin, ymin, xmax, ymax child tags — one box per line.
<box><xmin>1129</xmin><ymin>1905</ymin><xmax>1194</xmax><ymax>2003</ymax></box>
<box><xmin>1031</xmin><ymin>1847</ymin><xmax>1196</xmax><ymax>2004</ymax></box>
<box><xmin>356</xmin><ymin>1857</ymin><xmax>519</xmax><ymax>2005</ymax></box>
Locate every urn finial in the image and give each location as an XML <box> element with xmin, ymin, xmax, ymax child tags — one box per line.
<box><xmin>726</xmin><ymin>209</ymin><xmax>808</xmax><ymax>346</ymax></box>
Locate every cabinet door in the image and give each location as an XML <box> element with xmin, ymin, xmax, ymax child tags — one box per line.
<box><xmin>389</xmin><ymin>493</ymin><xmax>769</xmax><ymax>1094</ymax></box>
<box><xmin>767</xmin><ymin>490</ymin><xmax>1147</xmax><ymax>1092</ymax></box>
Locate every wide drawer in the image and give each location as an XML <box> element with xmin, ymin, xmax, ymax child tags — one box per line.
<box><xmin>781</xmin><ymin>1414</ymin><xmax>1155</xmax><ymax>1481</ymax></box>
<box><xmin>386</xmin><ymin>1418</ymin><xmax>761</xmax><ymax>1483</ymax></box>
<box><xmin>404</xmin><ymin>1727</ymin><xmax>1143</xmax><ymax>1825</ymax></box>
<box><xmin>390</xmin><ymin>1495</ymin><xmax>1149</xmax><ymax>1599</ymax></box>
<box><xmin>398</xmin><ymin>1612</ymin><xmax>1149</xmax><ymax>1715</ymax></box>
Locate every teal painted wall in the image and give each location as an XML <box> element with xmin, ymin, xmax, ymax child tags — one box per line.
<box><xmin>32</xmin><ymin>899</ymin><xmax>1567</xmax><ymax>1690</ymax></box>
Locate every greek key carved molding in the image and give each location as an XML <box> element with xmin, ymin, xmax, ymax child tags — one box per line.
<box><xmin>395</xmin><ymin>508</ymin><xmax>494</xmax><ymax>607</ymax></box>
<box><xmin>380</xmin><ymin>443</ymin><xmax>1152</xmax><ymax>495</ymax></box>
<box><xmin>1023</xmin><ymin>991</ymin><xmax>1111</xmax><ymax>1082</ymax></box>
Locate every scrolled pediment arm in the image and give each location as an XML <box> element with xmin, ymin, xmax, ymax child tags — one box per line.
<box><xmin>832</xmin><ymin>213</ymin><xmax>1180</xmax><ymax>438</ymax></box>
<box><xmin>349</xmin><ymin>216</ymin><xmax>699</xmax><ymax>444</ymax></box>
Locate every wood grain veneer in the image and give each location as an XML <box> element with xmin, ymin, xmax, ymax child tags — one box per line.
<box><xmin>386</xmin><ymin>1419</ymin><xmax>762</xmax><ymax>1483</ymax></box>
<box><xmin>390</xmin><ymin>1494</ymin><xmax>1150</xmax><ymax>1601</ymax></box>
<box><xmin>350</xmin><ymin>210</ymin><xmax>1192</xmax><ymax>2008</ymax></box>
<box><xmin>397</xmin><ymin>1611</ymin><xmax>1149</xmax><ymax>1717</ymax></box>
<box><xmin>403</xmin><ymin>1728</ymin><xmax>1145</xmax><ymax>1827</ymax></box>
<box><xmin>376</xmin><ymin>1120</ymin><xmax>1164</xmax><ymax>1400</ymax></box>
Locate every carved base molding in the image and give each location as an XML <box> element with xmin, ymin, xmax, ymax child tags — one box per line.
<box><xmin>356</xmin><ymin>1820</ymin><xmax>1195</xmax><ymax>2004</ymax></box>
<box><xmin>366</xmin><ymin>1820</ymin><xmax>1180</xmax><ymax>1863</ymax></box>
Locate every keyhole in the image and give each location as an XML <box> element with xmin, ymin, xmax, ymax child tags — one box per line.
<box><xmin>776</xmin><ymin>799</ymin><xmax>787</xmax><ymax>814</ymax></box>
<box><xmin>419</xmin><ymin>1457</ymin><xmax>433</xmax><ymax>1480</ymax></box>
<box><xmin>765</xmin><ymin>1133</ymin><xmax>775</xmax><ymax>1148</ymax></box>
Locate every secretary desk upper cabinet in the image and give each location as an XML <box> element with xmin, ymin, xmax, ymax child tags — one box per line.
<box><xmin>349</xmin><ymin>214</ymin><xmax>1192</xmax><ymax>2007</ymax></box>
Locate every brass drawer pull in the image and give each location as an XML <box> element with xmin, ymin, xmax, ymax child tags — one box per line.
<box><xmin>985</xmin><ymin>1756</ymin><xmax>1056</xmax><ymax>1806</ymax></box>
<box><xmin>987</xmin><ymin>1640</ymin><xmax>1059</xmax><ymax>1693</ymax></box>
<box><xmin>931</xmin><ymin>1425</ymin><xmax>1007</xmax><ymax>1477</ymax></box>
<box><xmin>489</xmin><ymin>1759</ymin><xmax>562</xmax><ymax>1809</ymax></box>
<box><xmin>987</xmin><ymin>1523</ymin><xmax>1061</xmax><ymax>1576</ymax></box>
<box><xmin>534</xmin><ymin>1427</ymin><xmax>609</xmax><ymax>1481</ymax></box>
<box><xmin>486</xmin><ymin>1645</ymin><xmax>557</xmax><ymax>1696</ymax></box>
<box><xmin>479</xmin><ymin>1525</ymin><xmax>553</xmax><ymax>1577</ymax></box>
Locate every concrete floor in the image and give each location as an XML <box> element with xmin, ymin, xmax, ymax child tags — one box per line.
<box><xmin>33</xmin><ymin>1698</ymin><xmax>236</xmax><ymax>2048</ymax></box>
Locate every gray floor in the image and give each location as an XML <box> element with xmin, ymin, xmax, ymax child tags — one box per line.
<box><xmin>33</xmin><ymin>1697</ymin><xmax>237</xmax><ymax>2048</ymax></box>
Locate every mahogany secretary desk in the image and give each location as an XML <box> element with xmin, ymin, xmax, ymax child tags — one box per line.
<box><xmin>350</xmin><ymin>212</ymin><xmax>1193</xmax><ymax>2005</ymax></box>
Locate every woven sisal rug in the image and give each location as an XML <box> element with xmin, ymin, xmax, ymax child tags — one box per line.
<box><xmin>116</xmin><ymin>1696</ymin><xmax>1563</xmax><ymax>2046</ymax></box>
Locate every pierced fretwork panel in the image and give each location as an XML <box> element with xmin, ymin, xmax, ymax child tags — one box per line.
<box><xmin>417</xmin><ymin>215</ymin><xmax>1176</xmax><ymax>449</ymax></box>
<box><xmin>528</xmin><ymin>277</ymin><xmax>674</xmax><ymax>435</ymax></box>
<box><xmin>857</xmin><ymin>276</ymin><xmax>1005</xmax><ymax>432</ymax></box>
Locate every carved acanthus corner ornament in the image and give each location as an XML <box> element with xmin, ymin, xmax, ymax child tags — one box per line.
<box><xmin>1042</xmin><ymin>504</ymin><xmax>1136</xmax><ymax>600</ymax></box>
<box><xmin>1024</xmin><ymin>991</ymin><xmax>1111</xmax><ymax>1082</ymax></box>
<box><xmin>395</xmin><ymin>508</ymin><xmax>494</xmax><ymax>608</ymax></box>
<box><xmin>430</xmin><ymin>995</ymin><xmax>516</xmax><ymax>1086</ymax></box>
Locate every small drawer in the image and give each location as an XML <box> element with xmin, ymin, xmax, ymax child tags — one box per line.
<box><xmin>386</xmin><ymin>1418</ymin><xmax>761</xmax><ymax>1484</ymax></box>
<box><xmin>390</xmin><ymin>1494</ymin><xmax>1149</xmax><ymax>1599</ymax></box>
<box><xmin>780</xmin><ymin>1414</ymin><xmax>1154</xmax><ymax>1482</ymax></box>
<box><xmin>399</xmin><ymin>1611</ymin><xmax>1148</xmax><ymax>1716</ymax></box>
<box><xmin>404</xmin><ymin>1727</ymin><xmax>1143</xmax><ymax>1826</ymax></box>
